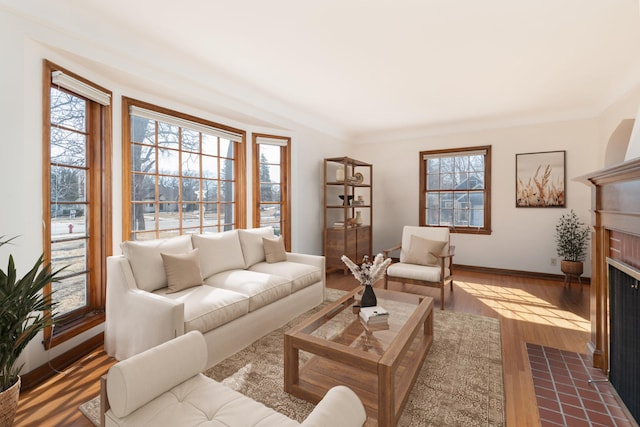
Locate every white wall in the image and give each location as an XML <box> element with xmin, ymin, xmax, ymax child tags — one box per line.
<box><xmin>351</xmin><ymin>119</ymin><xmax>599</xmax><ymax>276</ymax></box>
<box><xmin>0</xmin><ymin>7</ymin><xmax>348</xmax><ymax>373</ymax></box>
<box><xmin>598</xmin><ymin>83</ymin><xmax>640</xmax><ymax>162</ymax></box>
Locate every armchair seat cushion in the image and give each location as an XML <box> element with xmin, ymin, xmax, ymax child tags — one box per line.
<box><xmin>153</xmin><ymin>285</ymin><xmax>249</xmax><ymax>333</ymax></box>
<box><xmin>386</xmin><ymin>262</ymin><xmax>450</xmax><ymax>282</ymax></box>
<box><xmin>205</xmin><ymin>270</ymin><xmax>291</xmax><ymax>312</ymax></box>
<box><xmin>249</xmin><ymin>261</ymin><xmax>322</xmax><ymax>292</ymax></box>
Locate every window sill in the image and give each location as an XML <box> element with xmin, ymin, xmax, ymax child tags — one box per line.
<box><xmin>450</xmin><ymin>228</ymin><xmax>492</xmax><ymax>235</ymax></box>
<box><xmin>44</xmin><ymin>311</ymin><xmax>105</xmax><ymax>350</ymax></box>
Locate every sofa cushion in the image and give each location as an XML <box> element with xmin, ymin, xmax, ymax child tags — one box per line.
<box><xmin>205</xmin><ymin>269</ymin><xmax>291</xmax><ymax>312</ymax></box>
<box><xmin>263</xmin><ymin>236</ymin><xmax>287</xmax><ymax>263</ymax></box>
<box><xmin>121</xmin><ymin>235</ymin><xmax>193</xmax><ymax>292</ymax></box>
<box><xmin>403</xmin><ymin>235</ymin><xmax>446</xmax><ymax>266</ymax></box>
<box><xmin>249</xmin><ymin>261</ymin><xmax>322</xmax><ymax>293</ymax></box>
<box><xmin>191</xmin><ymin>231</ymin><xmax>246</xmax><ymax>278</ymax></box>
<box><xmin>106</xmin><ymin>373</ymin><xmax>300</xmax><ymax>427</ymax></box>
<box><xmin>386</xmin><ymin>262</ymin><xmax>449</xmax><ymax>282</ymax></box>
<box><xmin>153</xmin><ymin>285</ymin><xmax>249</xmax><ymax>333</ymax></box>
<box><xmin>238</xmin><ymin>227</ymin><xmax>274</xmax><ymax>268</ymax></box>
<box><xmin>161</xmin><ymin>249</ymin><xmax>203</xmax><ymax>293</ymax></box>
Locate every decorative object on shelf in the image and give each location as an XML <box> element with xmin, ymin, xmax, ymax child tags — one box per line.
<box><xmin>0</xmin><ymin>235</ymin><xmax>63</xmax><ymax>426</ymax></box>
<box><xmin>555</xmin><ymin>209</ymin><xmax>589</xmax><ymax>281</ymax></box>
<box><xmin>338</xmin><ymin>195</ymin><xmax>353</xmax><ymax>206</ymax></box>
<box><xmin>335</xmin><ymin>167</ymin><xmax>345</xmax><ymax>182</ymax></box>
<box><xmin>354</xmin><ymin>172</ymin><xmax>364</xmax><ymax>184</ymax></box>
<box><xmin>341</xmin><ymin>254</ymin><xmax>392</xmax><ymax>307</ymax></box>
<box><xmin>356</xmin><ymin>195</ymin><xmax>365</xmax><ymax>205</ymax></box>
<box><xmin>355</xmin><ymin>211</ymin><xmax>363</xmax><ymax>226</ymax></box>
<box><xmin>516</xmin><ymin>150</ymin><xmax>565</xmax><ymax>207</ymax></box>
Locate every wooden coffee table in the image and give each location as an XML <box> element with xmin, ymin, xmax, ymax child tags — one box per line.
<box><xmin>284</xmin><ymin>286</ymin><xmax>434</xmax><ymax>426</ymax></box>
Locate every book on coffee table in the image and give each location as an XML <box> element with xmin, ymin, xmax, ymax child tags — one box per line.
<box><xmin>359</xmin><ymin>306</ymin><xmax>389</xmax><ymax>323</ymax></box>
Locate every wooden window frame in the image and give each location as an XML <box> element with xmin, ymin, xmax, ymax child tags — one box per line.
<box><xmin>419</xmin><ymin>145</ymin><xmax>492</xmax><ymax>235</ymax></box>
<box><xmin>42</xmin><ymin>60</ymin><xmax>112</xmax><ymax>349</ymax></box>
<box><xmin>252</xmin><ymin>134</ymin><xmax>291</xmax><ymax>250</ymax></box>
<box><xmin>122</xmin><ymin>97</ymin><xmax>246</xmax><ymax>240</ymax></box>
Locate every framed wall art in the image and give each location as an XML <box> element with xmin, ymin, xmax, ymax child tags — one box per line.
<box><xmin>515</xmin><ymin>150</ymin><xmax>565</xmax><ymax>207</ymax></box>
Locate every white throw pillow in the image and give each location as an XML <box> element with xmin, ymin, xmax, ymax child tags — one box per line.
<box><xmin>191</xmin><ymin>230</ymin><xmax>246</xmax><ymax>278</ymax></box>
<box><xmin>121</xmin><ymin>235</ymin><xmax>193</xmax><ymax>292</ymax></box>
<box><xmin>161</xmin><ymin>249</ymin><xmax>203</xmax><ymax>293</ymax></box>
<box><xmin>238</xmin><ymin>227</ymin><xmax>275</xmax><ymax>268</ymax></box>
<box><xmin>263</xmin><ymin>236</ymin><xmax>287</xmax><ymax>263</ymax></box>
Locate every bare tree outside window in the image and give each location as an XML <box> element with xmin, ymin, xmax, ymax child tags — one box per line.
<box><xmin>43</xmin><ymin>60</ymin><xmax>112</xmax><ymax>349</ymax></box>
<box><xmin>49</xmin><ymin>88</ymin><xmax>90</xmax><ymax>317</ymax></box>
<box><xmin>252</xmin><ymin>135</ymin><xmax>291</xmax><ymax>249</ymax></box>
<box><xmin>124</xmin><ymin>98</ymin><xmax>244</xmax><ymax>239</ymax></box>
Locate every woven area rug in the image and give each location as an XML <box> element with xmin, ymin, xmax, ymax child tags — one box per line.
<box><xmin>80</xmin><ymin>289</ymin><xmax>504</xmax><ymax>426</ymax></box>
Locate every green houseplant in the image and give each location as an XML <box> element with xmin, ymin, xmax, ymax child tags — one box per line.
<box><xmin>555</xmin><ymin>210</ymin><xmax>590</xmax><ymax>276</ymax></box>
<box><xmin>0</xmin><ymin>236</ymin><xmax>60</xmax><ymax>426</ymax></box>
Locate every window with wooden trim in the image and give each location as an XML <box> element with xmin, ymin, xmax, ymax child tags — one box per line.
<box><xmin>252</xmin><ymin>134</ymin><xmax>291</xmax><ymax>250</ymax></box>
<box><xmin>43</xmin><ymin>60</ymin><xmax>112</xmax><ymax>348</ymax></box>
<box><xmin>419</xmin><ymin>145</ymin><xmax>491</xmax><ymax>234</ymax></box>
<box><xmin>122</xmin><ymin>98</ymin><xmax>246</xmax><ymax>240</ymax></box>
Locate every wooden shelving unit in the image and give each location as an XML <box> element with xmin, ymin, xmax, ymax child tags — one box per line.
<box><xmin>323</xmin><ymin>157</ymin><xmax>373</xmax><ymax>273</ymax></box>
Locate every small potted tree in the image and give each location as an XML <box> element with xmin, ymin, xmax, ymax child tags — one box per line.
<box><xmin>0</xmin><ymin>236</ymin><xmax>60</xmax><ymax>426</ymax></box>
<box><xmin>555</xmin><ymin>210</ymin><xmax>590</xmax><ymax>277</ymax></box>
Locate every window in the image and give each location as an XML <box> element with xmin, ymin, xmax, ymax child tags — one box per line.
<box><xmin>122</xmin><ymin>98</ymin><xmax>246</xmax><ymax>240</ymax></box>
<box><xmin>419</xmin><ymin>145</ymin><xmax>491</xmax><ymax>234</ymax></box>
<box><xmin>43</xmin><ymin>60</ymin><xmax>112</xmax><ymax>348</ymax></box>
<box><xmin>252</xmin><ymin>134</ymin><xmax>291</xmax><ymax>249</ymax></box>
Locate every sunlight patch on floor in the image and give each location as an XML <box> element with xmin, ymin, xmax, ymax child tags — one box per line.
<box><xmin>456</xmin><ymin>281</ymin><xmax>590</xmax><ymax>332</ymax></box>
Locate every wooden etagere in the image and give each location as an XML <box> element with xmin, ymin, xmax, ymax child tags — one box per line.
<box><xmin>323</xmin><ymin>157</ymin><xmax>373</xmax><ymax>273</ymax></box>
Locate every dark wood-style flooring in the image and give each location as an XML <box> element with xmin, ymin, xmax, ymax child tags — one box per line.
<box><xmin>14</xmin><ymin>268</ymin><xmax>590</xmax><ymax>426</ymax></box>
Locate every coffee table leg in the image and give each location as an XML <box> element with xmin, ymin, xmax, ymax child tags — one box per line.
<box><xmin>379</xmin><ymin>364</ymin><xmax>395</xmax><ymax>426</ymax></box>
<box><xmin>284</xmin><ymin>334</ymin><xmax>298</xmax><ymax>393</ymax></box>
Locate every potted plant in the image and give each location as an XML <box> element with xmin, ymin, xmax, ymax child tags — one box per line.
<box><xmin>555</xmin><ymin>210</ymin><xmax>590</xmax><ymax>277</ymax></box>
<box><xmin>0</xmin><ymin>236</ymin><xmax>60</xmax><ymax>426</ymax></box>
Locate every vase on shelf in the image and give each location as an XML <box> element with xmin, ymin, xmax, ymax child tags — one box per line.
<box><xmin>355</xmin><ymin>211</ymin><xmax>363</xmax><ymax>226</ymax></box>
<box><xmin>360</xmin><ymin>283</ymin><xmax>377</xmax><ymax>307</ymax></box>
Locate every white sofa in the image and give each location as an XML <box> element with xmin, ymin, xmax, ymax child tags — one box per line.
<box><xmin>102</xmin><ymin>331</ymin><xmax>366</xmax><ymax>427</ymax></box>
<box><xmin>105</xmin><ymin>227</ymin><xmax>325</xmax><ymax>368</ymax></box>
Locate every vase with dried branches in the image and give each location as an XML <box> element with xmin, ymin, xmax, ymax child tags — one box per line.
<box><xmin>341</xmin><ymin>254</ymin><xmax>392</xmax><ymax>307</ymax></box>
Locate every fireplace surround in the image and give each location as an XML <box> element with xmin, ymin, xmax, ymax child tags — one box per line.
<box><xmin>583</xmin><ymin>157</ymin><xmax>640</xmax><ymax>423</ymax></box>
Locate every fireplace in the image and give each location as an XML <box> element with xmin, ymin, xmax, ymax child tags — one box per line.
<box><xmin>607</xmin><ymin>258</ymin><xmax>640</xmax><ymax>423</ymax></box>
<box><xmin>583</xmin><ymin>157</ymin><xmax>640</xmax><ymax>424</ymax></box>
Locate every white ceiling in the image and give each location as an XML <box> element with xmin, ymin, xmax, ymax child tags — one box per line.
<box><xmin>9</xmin><ymin>0</ymin><xmax>640</xmax><ymax>140</ymax></box>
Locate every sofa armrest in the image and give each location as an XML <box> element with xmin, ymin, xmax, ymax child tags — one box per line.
<box><xmin>107</xmin><ymin>331</ymin><xmax>208</xmax><ymax>419</ymax></box>
<box><xmin>105</xmin><ymin>256</ymin><xmax>185</xmax><ymax>360</ymax></box>
<box><xmin>285</xmin><ymin>252</ymin><xmax>325</xmax><ymax>270</ymax></box>
<box><xmin>301</xmin><ymin>385</ymin><xmax>366</xmax><ymax>427</ymax></box>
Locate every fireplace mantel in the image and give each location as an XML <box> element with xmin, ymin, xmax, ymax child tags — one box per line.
<box><xmin>581</xmin><ymin>156</ymin><xmax>640</xmax><ymax>371</ymax></box>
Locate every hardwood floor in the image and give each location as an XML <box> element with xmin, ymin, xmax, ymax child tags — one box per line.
<box><xmin>14</xmin><ymin>268</ymin><xmax>589</xmax><ymax>427</ymax></box>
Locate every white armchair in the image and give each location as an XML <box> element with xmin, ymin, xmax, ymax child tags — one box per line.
<box><xmin>383</xmin><ymin>226</ymin><xmax>455</xmax><ymax>310</ymax></box>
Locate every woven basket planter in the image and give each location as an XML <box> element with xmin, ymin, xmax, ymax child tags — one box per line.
<box><xmin>0</xmin><ymin>376</ymin><xmax>21</xmax><ymax>427</ymax></box>
<box><xmin>561</xmin><ymin>260</ymin><xmax>584</xmax><ymax>276</ymax></box>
